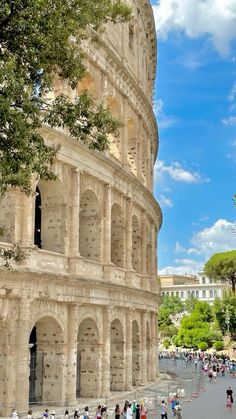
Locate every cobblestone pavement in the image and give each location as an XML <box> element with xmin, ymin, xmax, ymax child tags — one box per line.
<box><xmin>156</xmin><ymin>358</ymin><xmax>236</xmax><ymax>419</ymax></box>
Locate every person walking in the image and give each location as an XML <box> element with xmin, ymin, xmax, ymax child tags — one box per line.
<box><xmin>174</xmin><ymin>403</ymin><xmax>182</xmax><ymax>419</ymax></box>
<box><xmin>135</xmin><ymin>404</ymin><xmax>141</xmax><ymax>419</ymax></box>
<box><xmin>96</xmin><ymin>406</ymin><xmax>102</xmax><ymax>419</ymax></box>
<box><xmin>28</xmin><ymin>410</ymin><xmax>34</xmax><ymax>419</ymax></box>
<box><xmin>226</xmin><ymin>396</ymin><xmax>232</xmax><ymax>413</ymax></box>
<box><xmin>126</xmin><ymin>404</ymin><xmax>132</xmax><ymax>419</ymax></box>
<box><xmin>115</xmin><ymin>404</ymin><xmax>121</xmax><ymax>419</ymax></box>
<box><xmin>226</xmin><ymin>386</ymin><xmax>234</xmax><ymax>404</ymax></box>
<box><xmin>131</xmin><ymin>401</ymin><xmax>136</xmax><ymax>418</ymax></box>
<box><xmin>161</xmin><ymin>400</ymin><xmax>168</xmax><ymax>419</ymax></box>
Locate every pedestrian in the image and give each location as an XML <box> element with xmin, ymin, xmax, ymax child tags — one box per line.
<box><xmin>11</xmin><ymin>409</ymin><xmax>19</xmax><ymax>419</ymax></box>
<box><xmin>122</xmin><ymin>401</ymin><xmax>129</xmax><ymax>419</ymax></box>
<box><xmin>131</xmin><ymin>401</ymin><xmax>136</xmax><ymax>418</ymax></box>
<box><xmin>226</xmin><ymin>386</ymin><xmax>233</xmax><ymax>404</ymax></box>
<box><xmin>115</xmin><ymin>404</ymin><xmax>121</xmax><ymax>419</ymax></box>
<box><xmin>140</xmin><ymin>405</ymin><xmax>147</xmax><ymax>419</ymax></box>
<box><xmin>83</xmin><ymin>407</ymin><xmax>89</xmax><ymax>419</ymax></box>
<box><xmin>135</xmin><ymin>404</ymin><xmax>141</xmax><ymax>419</ymax></box>
<box><xmin>96</xmin><ymin>406</ymin><xmax>102</xmax><ymax>419</ymax></box>
<box><xmin>126</xmin><ymin>404</ymin><xmax>132</xmax><ymax>419</ymax></box>
<box><xmin>101</xmin><ymin>406</ymin><xmax>107</xmax><ymax>419</ymax></box>
<box><xmin>64</xmin><ymin>411</ymin><xmax>69</xmax><ymax>419</ymax></box>
<box><xmin>170</xmin><ymin>394</ymin><xmax>177</xmax><ymax>415</ymax></box>
<box><xmin>161</xmin><ymin>400</ymin><xmax>168</xmax><ymax>419</ymax></box>
<box><xmin>174</xmin><ymin>403</ymin><xmax>182</xmax><ymax>419</ymax></box>
<box><xmin>51</xmin><ymin>411</ymin><xmax>56</xmax><ymax>419</ymax></box>
<box><xmin>226</xmin><ymin>396</ymin><xmax>232</xmax><ymax>413</ymax></box>
<box><xmin>43</xmin><ymin>410</ymin><xmax>49</xmax><ymax>419</ymax></box>
<box><xmin>28</xmin><ymin>410</ymin><xmax>33</xmax><ymax>419</ymax></box>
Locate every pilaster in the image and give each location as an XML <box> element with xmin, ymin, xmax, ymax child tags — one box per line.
<box><xmin>141</xmin><ymin>311</ymin><xmax>147</xmax><ymax>384</ymax></box>
<box><xmin>125</xmin><ymin>309</ymin><xmax>133</xmax><ymax>390</ymax></box>
<box><xmin>125</xmin><ymin>197</ymin><xmax>133</xmax><ymax>271</ymax></box>
<box><xmin>103</xmin><ymin>185</ymin><xmax>112</xmax><ymax>264</ymax></box>
<box><xmin>101</xmin><ymin>307</ymin><xmax>111</xmax><ymax>396</ymax></box>
<box><xmin>69</xmin><ymin>169</ymin><xmax>80</xmax><ymax>256</ymax></box>
<box><xmin>66</xmin><ymin>304</ymin><xmax>78</xmax><ymax>405</ymax></box>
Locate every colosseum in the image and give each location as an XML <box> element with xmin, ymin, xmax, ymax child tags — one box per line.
<box><xmin>0</xmin><ymin>0</ymin><xmax>162</xmax><ymax>415</ymax></box>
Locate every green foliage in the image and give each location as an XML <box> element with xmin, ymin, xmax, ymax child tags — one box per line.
<box><xmin>176</xmin><ymin>301</ymin><xmax>218</xmax><ymax>348</ymax></box>
<box><xmin>213</xmin><ymin>294</ymin><xmax>236</xmax><ymax>340</ymax></box>
<box><xmin>204</xmin><ymin>251</ymin><xmax>236</xmax><ymax>293</ymax></box>
<box><xmin>162</xmin><ymin>338</ymin><xmax>171</xmax><ymax>349</ymax></box>
<box><xmin>198</xmin><ymin>342</ymin><xmax>208</xmax><ymax>351</ymax></box>
<box><xmin>0</xmin><ymin>243</ymin><xmax>28</xmax><ymax>269</ymax></box>
<box><xmin>172</xmin><ymin>335</ymin><xmax>181</xmax><ymax>347</ymax></box>
<box><xmin>160</xmin><ymin>324</ymin><xmax>178</xmax><ymax>338</ymax></box>
<box><xmin>0</xmin><ymin>0</ymin><xmax>131</xmax><ymax>194</ymax></box>
<box><xmin>184</xmin><ymin>296</ymin><xmax>198</xmax><ymax>313</ymax></box>
<box><xmin>213</xmin><ymin>341</ymin><xmax>224</xmax><ymax>351</ymax></box>
<box><xmin>161</xmin><ymin>295</ymin><xmax>184</xmax><ymax>315</ymax></box>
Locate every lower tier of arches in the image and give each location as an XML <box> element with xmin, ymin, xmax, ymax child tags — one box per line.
<box><xmin>0</xmin><ymin>298</ymin><xmax>158</xmax><ymax>416</ymax></box>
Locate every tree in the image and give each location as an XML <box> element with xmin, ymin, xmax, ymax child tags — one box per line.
<box><xmin>184</xmin><ymin>296</ymin><xmax>198</xmax><ymax>313</ymax></box>
<box><xmin>204</xmin><ymin>251</ymin><xmax>236</xmax><ymax>293</ymax></box>
<box><xmin>0</xmin><ymin>0</ymin><xmax>131</xmax><ymax>194</ymax></box>
<box><xmin>160</xmin><ymin>295</ymin><xmax>184</xmax><ymax>315</ymax></box>
<box><xmin>213</xmin><ymin>294</ymin><xmax>236</xmax><ymax>340</ymax></box>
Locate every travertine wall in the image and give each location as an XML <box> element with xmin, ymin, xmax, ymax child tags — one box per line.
<box><xmin>0</xmin><ymin>0</ymin><xmax>162</xmax><ymax>415</ymax></box>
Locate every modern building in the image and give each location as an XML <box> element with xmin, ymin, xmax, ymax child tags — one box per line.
<box><xmin>160</xmin><ymin>273</ymin><xmax>229</xmax><ymax>304</ymax></box>
<box><xmin>0</xmin><ymin>1</ymin><xmax>162</xmax><ymax>415</ymax></box>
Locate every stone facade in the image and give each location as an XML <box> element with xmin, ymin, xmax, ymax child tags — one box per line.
<box><xmin>0</xmin><ymin>0</ymin><xmax>162</xmax><ymax>415</ymax></box>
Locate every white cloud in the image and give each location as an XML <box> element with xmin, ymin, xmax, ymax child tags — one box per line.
<box><xmin>158</xmin><ymin>258</ymin><xmax>203</xmax><ymax>275</ymax></box>
<box><xmin>159</xmin><ymin>194</ymin><xmax>173</xmax><ymax>207</ymax></box>
<box><xmin>153</xmin><ymin>99</ymin><xmax>178</xmax><ymax>129</ymax></box>
<box><xmin>152</xmin><ymin>0</ymin><xmax>236</xmax><ymax>55</ymax></box>
<box><xmin>155</xmin><ymin>160</ymin><xmax>209</xmax><ymax>183</ymax></box>
<box><xmin>159</xmin><ymin>219</ymin><xmax>236</xmax><ymax>275</ymax></box>
<box><xmin>222</xmin><ymin>116</ymin><xmax>236</xmax><ymax>125</ymax></box>
<box><xmin>228</xmin><ymin>82</ymin><xmax>236</xmax><ymax>102</ymax></box>
<box><xmin>189</xmin><ymin>219</ymin><xmax>236</xmax><ymax>255</ymax></box>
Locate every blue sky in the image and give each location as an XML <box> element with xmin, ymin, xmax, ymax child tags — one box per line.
<box><xmin>151</xmin><ymin>0</ymin><xmax>236</xmax><ymax>274</ymax></box>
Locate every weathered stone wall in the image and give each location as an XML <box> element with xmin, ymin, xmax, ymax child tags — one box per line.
<box><xmin>0</xmin><ymin>0</ymin><xmax>162</xmax><ymax>415</ymax></box>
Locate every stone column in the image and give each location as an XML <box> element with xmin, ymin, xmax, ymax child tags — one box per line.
<box><xmin>101</xmin><ymin>307</ymin><xmax>111</xmax><ymax>396</ymax></box>
<box><xmin>66</xmin><ymin>304</ymin><xmax>78</xmax><ymax>406</ymax></box>
<box><xmin>125</xmin><ymin>198</ymin><xmax>133</xmax><ymax>270</ymax></box>
<box><xmin>141</xmin><ymin>212</ymin><xmax>147</xmax><ymax>275</ymax></box>
<box><xmin>141</xmin><ymin>311</ymin><xmax>147</xmax><ymax>384</ymax></box>
<box><xmin>137</xmin><ymin>119</ymin><xmax>142</xmax><ymax>180</ymax></box>
<box><xmin>15</xmin><ymin>299</ymin><xmax>30</xmax><ymax>413</ymax></box>
<box><xmin>122</xmin><ymin>99</ymin><xmax>129</xmax><ymax>170</ymax></box>
<box><xmin>151</xmin><ymin>223</ymin><xmax>157</xmax><ymax>277</ymax></box>
<box><xmin>125</xmin><ymin>309</ymin><xmax>133</xmax><ymax>390</ymax></box>
<box><xmin>103</xmin><ymin>185</ymin><xmax>112</xmax><ymax>264</ymax></box>
<box><xmin>70</xmin><ymin>169</ymin><xmax>80</xmax><ymax>256</ymax></box>
<box><xmin>150</xmin><ymin>312</ymin><xmax>157</xmax><ymax>380</ymax></box>
<box><xmin>20</xmin><ymin>192</ymin><xmax>35</xmax><ymax>247</ymax></box>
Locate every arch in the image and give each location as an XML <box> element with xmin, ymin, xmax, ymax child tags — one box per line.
<box><xmin>34</xmin><ymin>186</ymin><xmax>42</xmax><ymax>248</ymax></box>
<box><xmin>146</xmin><ymin>321</ymin><xmax>151</xmax><ymax>381</ymax></box>
<box><xmin>29</xmin><ymin>316</ymin><xmax>65</xmax><ymax>405</ymax></box>
<box><xmin>202</xmin><ymin>290</ymin><xmax>206</xmax><ymax>298</ymax></box>
<box><xmin>176</xmin><ymin>291</ymin><xmax>179</xmax><ymax>297</ymax></box>
<box><xmin>77</xmin><ymin>318</ymin><xmax>99</xmax><ymax>397</ymax></box>
<box><xmin>127</xmin><ymin>118</ymin><xmax>137</xmax><ymax>176</ymax></box>
<box><xmin>77</xmin><ymin>72</ymin><xmax>99</xmax><ymax>99</ymax></box>
<box><xmin>107</xmin><ymin>97</ymin><xmax>122</xmax><ymax>161</ymax></box>
<box><xmin>79</xmin><ymin>190</ymin><xmax>101</xmax><ymax>261</ymax></box>
<box><xmin>111</xmin><ymin>203</ymin><xmax>125</xmax><ymax>268</ymax></box>
<box><xmin>132</xmin><ymin>320</ymin><xmax>141</xmax><ymax>386</ymax></box>
<box><xmin>132</xmin><ymin>215</ymin><xmax>141</xmax><ymax>273</ymax></box>
<box><xmin>36</xmin><ymin>180</ymin><xmax>66</xmax><ymax>253</ymax></box>
<box><xmin>210</xmin><ymin>290</ymin><xmax>213</xmax><ymax>298</ymax></box>
<box><xmin>181</xmin><ymin>291</ymin><xmax>184</xmax><ymax>299</ymax></box>
<box><xmin>196</xmin><ymin>290</ymin><xmax>199</xmax><ymax>298</ymax></box>
<box><xmin>110</xmin><ymin>319</ymin><xmax>125</xmax><ymax>391</ymax></box>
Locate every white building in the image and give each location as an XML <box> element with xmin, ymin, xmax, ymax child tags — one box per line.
<box><xmin>160</xmin><ymin>272</ymin><xmax>229</xmax><ymax>304</ymax></box>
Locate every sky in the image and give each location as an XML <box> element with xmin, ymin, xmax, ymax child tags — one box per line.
<box><xmin>150</xmin><ymin>0</ymin><xmax>236</xmax><ymax>275</ymax></box>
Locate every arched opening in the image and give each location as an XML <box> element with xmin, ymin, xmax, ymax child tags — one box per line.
<box><xmin>111</xmin><ymin>203</ymin><xmax>125</xmax><ymax>268</ymax></box>
<box><xmin>29</xmin><ymin>317</ymin><xmax>64</xmax><ymax>405</ymax></box>
<box><xmin>107</xmin><ymin>97</ymin><xmax>122</xmax><ymax>161</ymax></box>
<box><xmin>79</xmin><ymin>190</ymin><xmax>101</xmax><ymax>261</ymax></box>
<box><xmin>132</xmin><ymin>320</ymin><xmax>141</xmax><ymax>386</ymax></box>
<box><xmin>110</xmin><ymin>319</ymin><xmax>125</xmax><ymax>391</ymax></box>
<box><xmin>146</xmin><ymin>322</ymin><xmax>151</xmax><ymax>381</ymax></box>
<box><xmin>77</xmin><ymin>318</ymin><xmax>99</xmax><ymax>397</ymax></box>
<box><xmin>132</xmin><ymin>215</ymin><xmax>141</xmax><ymax>273</ymax></box>
<box><xmin>34</xmin><ymin>187</ymin><xmax>42</xmax><ymax>248</ymax></box>
<box><xmin>37</xmin><ymin>180</ymin><xmax>66</xmax><ymax>253</ymax></box>
<box><xmin>127</xmin><ymin>119</ymin><xmax>137</xmax><ymax>176</ymax></box>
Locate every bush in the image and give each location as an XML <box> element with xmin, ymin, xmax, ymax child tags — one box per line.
<box><xmin>163</xmin><ymin>338</ymin><xmax>170</xmax><ymax>349</ymax></box>
<box><xmin>198</xmin><ymin>342</ymin><xmax>208</xmax><ymax>351</ymax></box>
<box><xmin>213</xmin><ymin>341</ymin><xmax>224</xmax><ymax>351</ymax></box>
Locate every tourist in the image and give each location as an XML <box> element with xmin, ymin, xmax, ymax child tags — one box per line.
<box><xmin>51</xmin><ymin>411</ymin><xmax>56</xmax><ymax>419</ymax></box>
<box><xmin>174</xmin><ymin>403</ymin><xmax>182</xmax><ymax>419</ymax></box>
<box><xmin>126</xmin><ymin>404</ymin><xmax>132</xmax><ymax>419</ymax></box>
<box><xmin>11</xmin><ymin>409</ymin><xmax>19</xmax><ymax>419</ymax></box>
<box><xmin>74</xmin><ymin>409</ymin><xmax>80</xmax><ymax>419</ymax></box>
<box><xmin>43</xmin><ymin>410</ymin><xmax>49</xmax><ymax>419</ymax></box>
<box><xmin>83</xmin><ymin>407</ymin><xmax>89</xmax><ymax>419</ymax></box>
<box><xmin>140</xmin><ymin>405</ymin><xmax>147</xmax><ymax>419</ymax></box>
<box><xmin>96</xmin><ymin>406</ymin><xmax>102</xmax><ymax>419</ymax></box>
<box><xmin>64</xmin><ymin>410</ymin><xmax>69</xmax><ymax>419</ymax></box>
<box><xmin>226</xmin><ymin>386</ymin><xmax>234</xmax><ymax>404</ymax></box>
<box><xmin>135</xmin><ymin>404</ymin><xmax>141</xmax><ymax>419</ymax></box>
<box><xmin>226</xmin><ymin>396</ymin><xmax>232</xmax><ymax>413</ymax></box>
<box><xmin>170</xmin><ymin>394</ymin><xmax>177</xmax><ymax>415</ymax></box>
<box><xmin>122</xmin><ymin>401</ymin><xmax>129</xmax><ymax>419</ymax></box>
<box><xmin>101</xmin><ymin>406</ymin><xmax>108</xmax><ymax>418</ymax></box>
<box><xmin>131</xmin><ymin>401</ymin><xmax>136</xmax><ymax>418</ymax></box>
<box><xmin>115</xmin><ymin>404</ymin><xmax>121</xmax><ymax>419</ymax></box>
<box><xmin>161</xmin><ymin>400</ymin><xmax>168</xmax><ymax>419</ymax></box>
<box><xmin>28</xmin><ymin>410</ymin><xmax>33</xmax><ymax>419</ymax></box>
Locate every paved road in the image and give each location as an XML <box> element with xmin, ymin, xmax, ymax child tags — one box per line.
<box><xmin>156</xmin><ymin>358</ymin><xmax>235</xmax><ymax>419</ymax></box>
